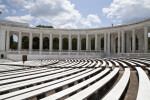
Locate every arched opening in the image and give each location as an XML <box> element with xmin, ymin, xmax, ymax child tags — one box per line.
<box><xmin>91</xmin><ymin>38</ymin><xmax>95</xmax><ymax>50</ymax></box>
<box><xmin>43</xmin><ymin>37</ymin><xmax>49</xmax><ymax>50</ymax></box>
<box><xmin>22</xmin><ymin>36</ymin><xmax>29</xmax><ymax>49</ymax></box>
<box><xmin>131</xmin><ymin>37</ymin><xmax>132</xmax><ymax>51</ymax></box>
<box><xmin>10</xmin><ymin>35</ymin><xmax>18</xmax><ymax>50</ymax></box>
<box><xmin>81</xmin><ymin>38</ymin><xmax>86</xmax><ymax>50</ymax></box>
<box><xmin>53</xmin><ymin>37</ymin><xmax>59</xmax><ymax>50</ymax></box>
<box><xmin>148</xmin><ymin>33</ymin><xmax>150</xmax><ymax>51</ymax></box>
<box><xmin>33</xmin><ymin>37</ymin><xmax>39</xmax><ymax>50</ymax></box>
<box><xmin>72</xmin><ymin>38</ymin><xmax>77</xmax><ymax>50</ymax></box>
<box><xmin>101</xmin><ymin>37</ymin><xmax>104</xmax><ymax>50</ymax></box>
<box><xmin>62</xmin><ymin>38</ymin><xmax>68</xmax><ymax>50</ymax></box>
<box><xmin>115</xmin><ymin>37</ymin><xmax>118</xmax><ymax>53</ymax></box>
<box><xmin>136</xmin><ymin>35</ymin><xmax>138</xmax><ymax>51</ymax></box>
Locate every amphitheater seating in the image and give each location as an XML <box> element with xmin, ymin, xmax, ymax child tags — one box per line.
<box><xmin>41</xmin><ymin>68</ymin><xmax>110</xmax><ymax>100</ymax></box>
<box><xmin>106</xmin><ymin>61</ymin><xmax>113</xmax><ymax>69</ymax></box>
<box><xmin>0</xmin><ymin>65</ymin><xmax>26</xmax><ymax>72</ymax></box>
<box><xmin>101</xmin><ymin>60</ymin><xmax>106</xmax><ymax>68</ymax></box>
<box><xmin>136</xmin><ymin>67</ymin><xmax>150</xmax><ymax>100</ymax></box>
<box><xmin>102</xmin><ymin>68</ymin><xmax>130</xmax><ymax>100</ymax></box>
<box><xmin>132</xmin><ymin>59</ymin><xmax>150</xmax><ymax>66</ymax></box>
<box><xmin>110</xmin><ymin>60</ymin><xmax>119</xmax><ymax>67</ymax></box>
<box><xmin>65</xmin><ymin>68</ymin><xmax>119</xmax><ymax>100</ymax></box>
<box><xmin>0</xmin><ymin>69</ymin><xmax>85</xmax><ymax>93</ymax></box>
<box><xmin>115</xmin><ymin>60</ymin><xmax>128</xmax><ymax>67</ymax></box>
<box><xmin>0</xmin><ymin>58</ymin><xmax>149</xmax><ymax>100</ymax></box>
<box><xmin>0</xmin><ymin>69</ymin><xmax>89</xmax><ymax>99</ymax></box>
<box><xmin>4</xmin><ymin>68</ymin><xmax>102</xmax><ymax>100</ymax></box>
<box><xmin>0</xmin><ymin>60</ymin><xmax>58</xmax><ymax>67</ymax></box>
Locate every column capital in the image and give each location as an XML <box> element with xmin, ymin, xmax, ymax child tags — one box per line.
<box><xmin>144</xmin><ymin>27</ymin><xmax>148</xmax><ymax>32</ymax></box>
<box><xmin>118</xmin><ymin>31</ymin><xmax>120</xmax><ymax>34</ymax></box>
<box><xmin>132</xmin><ymin>29</ymin><xmax>135</xmax><ymax>33</ymax></box>
<box><xmin>121</xmin><ymin>30</ymin><xmax>124</xmax><ymax>33</ymax></box>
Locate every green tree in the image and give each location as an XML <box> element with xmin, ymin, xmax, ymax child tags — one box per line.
<box><xmin>22</xmin><ymin>36</ymin><xmax>29</xmax><ymax>49</ymax></box>
<box><xmin>10</xmin><ymin>36</ymin><xmax>13</xmax><ymax>49</ymax></box>
<box><xmin>72</xmin><ymin>38</ymin><xmax>77</xmax><ymax>50</ymax></box>
<box><xmin>53</xmin><ymin>38</ymin><xmax>59</xmax><ymax>50</ymax></box>
<box><xmin>136</xmin><ymin>35</ymin><xmax>138</xmax><ymax>50</ymax></box>
<box><xmin>43</xmin><ymin>37</ymin><xmax>49</xmax><ymax>49</ymax></box>
<box><xmin>10</xmin><ymin>35</ymin><xmax>18</xmax><ymax>50</ymax></box>
<box><xmin>101</xmin><ymin>38</ymin><xmax>104</xmax><ymax>50</ymax></box>
<box><xmin>81</xmin><ymin>38</ymin><xmax>86</xmax><ymax>50</ymax></box>
<box><xmin>33</xmin><ymin>37</ymin><xmax>39</xmax><ymax>49</ymax></box>
<box><xmin>62</xmin><ymin>38</ymin><xmax>68</xmax><ymax>50</ymax></box>
<box><xmin>36</xmin><ymin>25</ymin><xmax>54</xmax><ymax>28</ymax></box>
<box><xmin>91</xmin><ymin>38</ymin><xmax>95</xmax><ymax>50</ymax></box>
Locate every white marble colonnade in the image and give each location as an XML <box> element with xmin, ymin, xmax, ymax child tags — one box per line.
<box><xmin>5</xmin><ymin>26</ymin><xmax>150</xmax><ymax>54</ymax></box>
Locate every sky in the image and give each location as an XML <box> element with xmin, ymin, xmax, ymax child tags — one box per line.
<box><xmin>0</xmin><ymin>0</ymin><xmax>150</xmax><ymax>29</ymax></box>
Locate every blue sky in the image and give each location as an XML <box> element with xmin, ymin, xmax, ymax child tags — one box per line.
<box><xmin>0</xmin><ymin>0</ymin><xmax>150</xmax><ymax>29</ymax></box>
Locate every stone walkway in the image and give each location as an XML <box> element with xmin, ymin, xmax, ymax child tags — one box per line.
<box><xmin>0</xmin><ymin>59</ymin><xmax>13</xmax><ymax>63</ymax></box>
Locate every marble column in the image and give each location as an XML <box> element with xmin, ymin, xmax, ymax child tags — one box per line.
<box><xmin>121</xmin><ymin>31</ymin><xmax>125</xmax><ymax>53</ymax></box>
<box><xmin>95</xmin><ymin>34</ymin><xmax>97</xmax><ymax>51</ymax></box>
<box><xmin>107</xmin><ymin>32</ymin><xmax>110</xmax><ymax>54</ymax></box>
<box><xmin>40</xmin><ymin>33</ymin><xmax>42</xmax><ymax>52</ymax></box>
<box><xmin>49</xmin><ymin>34</ymin><xmax>52</xmax><ymax>52</ymax></box>
<box><xmin>132</xmin><ymin>29</ymin><xmax>135</xmax><ymax>53</ymax></box>
<box><xmin>118</xmin><ymin>31</ymin><xmax>120</xmax><ymax>53</ymax></box>
<box><xmin>29</xmin><ymin>32</ymin><xmax>32</xmax><ymax>51</ymax></box>
<box><xmin>86</xmin><ymin>34</ymin><xmax>89</xmax><ymax>51</ymax></box>
<box><xmin>6</xmin><ymin>30</ymin><xmax>10</xmax><ymax>51</ymax></box>
<box><xmin>104</xmin><ymin>33</ymin><xmax>107</xmax><ymax>53</ymax></box>
<box><xmin>144</xmin><ymin>27</ymin><xmax>148</xmax><ymax>53</ymax></box>
<box><xmin>18</xmin><ymin>32</ymin><xmax>22</xmax><ymax>51</ymax></box>
<box><xmin>69</xmin><ymin>34</ymin><xmax>72</xmax><ymax>51</ymax></box>
<box><xmin>97</xmin><ymin>37</ymin><xmax>100</xmax><ymax>52</ymax></box>
<box><xmin>77</xmin><ymin>34</ymin><xmax>80</xmax><ymax>52</ymax></box>
<box><xmin>59</xmin><ymin>34</ymin><xmax>62</xmax><ymax>52</ymax></box>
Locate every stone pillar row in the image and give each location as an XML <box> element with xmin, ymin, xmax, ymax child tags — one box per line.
<box><xmin>6</xmin><ymin>27</ymin><xmax>149</xmax><ymax>54</ymax></box>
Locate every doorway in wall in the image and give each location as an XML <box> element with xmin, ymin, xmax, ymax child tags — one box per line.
<box><xmin>1</xmin><ymin>54</ymin><xmax>4</xmax><ymax>59</ymax></box>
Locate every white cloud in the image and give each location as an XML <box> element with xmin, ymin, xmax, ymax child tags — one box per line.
<box><xmin>30</xmin><ymin>0</ymin><xmax>70</xmax><ymax>17</ymax></box>
<box><xmin>0</xmin><ymin>5</ymin><xmax>6</xmax><ymax>9</ymax></box>
<box><xmin>4</xmin><ymin>9</ymin><xmax>9</xmax><ymax>13</ymax></box>
<box><xmin>103</xmin><ymin>0</ymin><xmax>150</xmax><ymax>24</ymax></box>
<box><xmin>12</xmin><ymin>9</ymin><xmax>16</xmax><ymax>14</ymax></box>
<box><xmin>27</xmin><ymin>0</ymin><xmax>101</xmax><ymax>29</ymax></box>
<box><xmin>7</xmin><ymin>0</ymin><xmax>26</xmax><ymax>6</ymax></box>
<box><xmin>5</xmin><ymin>15</ymin><xmax>34</xmax><ymax>23</ymax></box>
<box><xmin>87</xmin><ymin>14</ymin><xmax>101</xmax><ymax>23</ymax></box>
<box><xmin>5</xmin><ymin>0</ymin><xmax>101</xmax><ymax>29</ymax></box>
